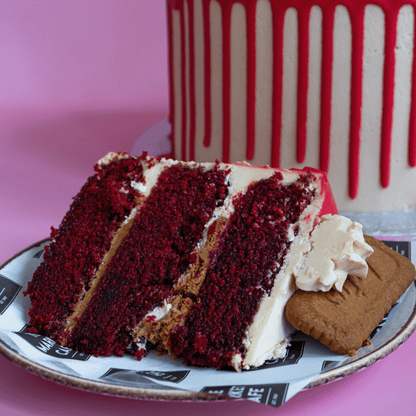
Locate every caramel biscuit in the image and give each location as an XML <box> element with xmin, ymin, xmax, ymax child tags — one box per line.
<box><xmin>285</xmin><ymin>235</ymin><xmax>415</xmax><ymax>355</ymax></box>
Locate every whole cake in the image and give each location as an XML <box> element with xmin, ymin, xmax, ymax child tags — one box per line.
<box><xmin>25</xmin><ymin>151</ymin><xmax>347</xmax><ymax>370</ymax></box>
<box><xmin>167</xmin><ymin>0</ymin><xmax>416</xmax><ymax>212</ymax></box>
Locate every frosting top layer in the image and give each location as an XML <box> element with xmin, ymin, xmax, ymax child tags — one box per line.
<box><xmin>294</xmin><ymin>214</ymin><xmax>374</xmax><ymax>292</ymax></box>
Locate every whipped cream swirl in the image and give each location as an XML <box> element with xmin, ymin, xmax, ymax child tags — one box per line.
<box><xmin>294</xmin><ymin>214</ymin><xmax>373</xmax><ymax>292</ymax></box>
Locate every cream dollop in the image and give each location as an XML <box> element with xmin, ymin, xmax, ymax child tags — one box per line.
<box><xmin>294</xmin><ymin>214</ymin><xmax>374</xmax><ymax>292</ymax></box>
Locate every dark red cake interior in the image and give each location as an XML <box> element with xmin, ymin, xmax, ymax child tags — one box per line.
<box><xmin>66</xmin><ymin>163</ymin><xmax>229</xmax><ymax>357</ymax></box>
<box><xmin>169</xmin><ymin>172</ymin><xmax>315</xmax><ymax>368</ymax></box>
<box><xmin>24</xmin><ymin>155</ymin><xmax>144</xmax><ymax>339</ymax></box>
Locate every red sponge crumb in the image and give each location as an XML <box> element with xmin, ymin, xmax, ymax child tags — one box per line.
<box><xmin>169</xmin><ymin>172</ymin><xmax>315</xmax><ymax>368</ymax></box>
<box><xmin>66</xmin><ymin>164</ymin><xmax>228</xmax><ymax>357</ymax></box>
<box><xmin>24</xmin><ymin>155</ymin><xmax>144</xmax><ymax>340</ymax></box>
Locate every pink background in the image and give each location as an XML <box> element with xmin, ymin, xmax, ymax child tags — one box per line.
<box><xmin>0</xmin><ymin>1</ymin><xmax>415</xmax><ymax>415</ymax></box>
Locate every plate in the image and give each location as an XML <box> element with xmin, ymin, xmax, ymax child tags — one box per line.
<box><xmin>0</xmin><ymin>239</ymin><xmax>415</xmax><ymax>402</ymax></box>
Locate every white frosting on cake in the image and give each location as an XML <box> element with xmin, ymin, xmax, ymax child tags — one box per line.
<box><xmin>238</xmin><ymin>179</ymin><xmax>324</xmax><ymax>370</ymax></box>
<box><xmin>143</xmin><ymin>299</ymin><xmax>173</xmax><ymax>323</ymax></box>
<box><xmin>294</xmin><ymin>214</ymin><xmax>373</xmax><ymax>292</ymax></box>
<box><xmin>131</xmin><ymin>158</ymin><xmax>179</xmax><ymax>196</ymax></box>
<box><xmin>98</xmin><ymin>151</ymin><xmax>130</xmax><ymax>166</ymax></box>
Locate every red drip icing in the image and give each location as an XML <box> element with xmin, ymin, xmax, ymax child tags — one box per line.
<box><xmin>270</xmin><ymin>3</ymin><xmax>285</xmax><ymax>168</ymax></box>
<box><xmin>222</xmin><ymin>3</ymin><xmax>232</xmax><ymax>163</ymax></box>
<box><xmin>167</xmin><ymin>4</ymin><xmax>175</xmax><ymax>158</ymax></box>
<box><xmin>203</xmin><ymin>0</ymin><xmax>212</xmax><ymax>148</ymax></box>
<box><xmin>188</xmin><ymin>0</ymin><xmax>196</xmax><ymax>161</ymax></box>
<box><xmin>179</xmin><ymin>1</ymin><xmax>188</xmax><ymax>160</ymax></box>
<box><xmin>348</xmin><ymin>5</ymin><xmax>365</xmax><ymax>200</ymax></box>
<box><xmin>297</xmin><ymin>7</ymin><xmax>311</xmax><ymax>164</ymax></box>
<box><xmin>168</xmin><ymin>0</ymin><xmax>180</xmax><ymax>8</ymax></box>
<box><xmin>410</xmin><ymin>6</ymin><xmax>416</xmax><ymax>167</ymax></box>
<box><xmin>168</xmin><ymin>0</ymin><xmax>416</xmax><ymax>200</ymax></box>
<box><xmin>319</xmin><ymin>6</ymin><xmax>335</xmax><ymax>175</ymax></box>
<box><xmin>380</xmin><ymin>11</ymin><xmax>398</xmax><ymax>188</ymax></box>
<box><xmin>246</xmin><ymin>0</ymin><xmax>257</xmax><ymax>161</ymax></box>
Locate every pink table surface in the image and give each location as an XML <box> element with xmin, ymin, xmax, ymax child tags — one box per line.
<box><xmin>0</xmin><ymin>1</ymin><xmax>415</xmax><ymax>415</ymax></box>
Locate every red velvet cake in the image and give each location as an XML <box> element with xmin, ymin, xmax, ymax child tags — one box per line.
<box><xmin>167</xmin><ymin>0</ymin><xmax>416</xmax><ymax>213</ymax></box>
<box><xmin>25</xmin><ymin>151</ymin><xmax>341</xmax><ymax>370</ymax></box>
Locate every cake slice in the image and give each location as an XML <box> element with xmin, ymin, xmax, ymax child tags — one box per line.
<box><xmin>133</xmin><ymin>163</ymin><xmax>337</xmax><ymax>370</ymax></box>
<box><xmin>25</xmin><ymin>152</ymin><xmax>341</xmax><ymax>370</ymax></box>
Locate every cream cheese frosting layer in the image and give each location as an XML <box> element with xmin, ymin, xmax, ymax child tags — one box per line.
<box><xmin>294</xmin><ymin>214</ymin><xmax>374</xmax><ymax>292</ymax></box>
<box><xmin>238</xmin><ymin>174</ymin><xmax>324</xmax><ymax>370</ymax></box>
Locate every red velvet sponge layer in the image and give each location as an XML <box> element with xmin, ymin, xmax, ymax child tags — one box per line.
<box><xmin>66</xmin><ymin>164</ymin><xmax>229</xmax><ymax>357</ymax></box>
<box><xmin>24</xmin><ymin>155</ymin><xmax>144</xmax><ymax>340</ymax></box>
<box><xmin>169</xmin><ymin>172</ymin><xmax>315</xmax><ymax>368</ymax></box>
